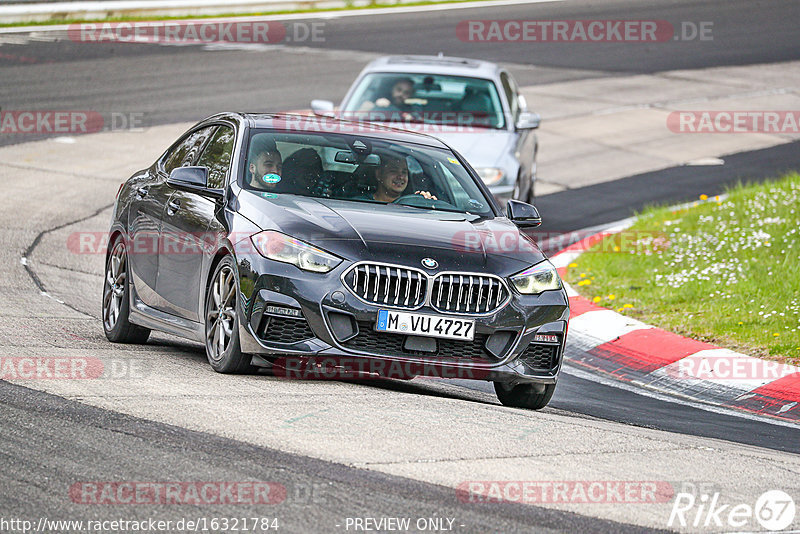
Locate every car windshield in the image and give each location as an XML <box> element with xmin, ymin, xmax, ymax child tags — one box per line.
<box><xmin>241</xmin><ymin>130</ymin><xmax>494</xmax><ymax>217</ymax></box>
<box><xmin>341</xmin><ymin>73</ymin><xmax>506</xmax><ymax>130</ymax></box>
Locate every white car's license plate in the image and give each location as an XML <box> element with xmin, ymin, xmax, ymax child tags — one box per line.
<box><xmin>376</xmin><ymin>309</ymin><xmax>474</xmax><ymax>341</ymax></box>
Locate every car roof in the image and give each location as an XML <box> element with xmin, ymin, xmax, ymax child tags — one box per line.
<box><xmin>360</xmin><ymin>55</ymin><xmax>502</xmax><ymax>79</ymax></box>
<box><xmin>218</xmin><ymin>112</ymin><xmax>452</xmax><ymax>149</ymax></box>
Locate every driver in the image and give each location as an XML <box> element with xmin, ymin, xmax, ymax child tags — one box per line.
<box><xmin>358</xmin><ymin>78</ymin><xmax>418</xmax><ymax>121</ymax></box>
<box><xmin>371</xmin><ymin>154</ymin><xmax>436</xmax><ymax>203</ymax></box>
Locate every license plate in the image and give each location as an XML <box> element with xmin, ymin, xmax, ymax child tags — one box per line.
<box><xmin>376</xmin><ymin>310</ymin><xmax>474</xmax><ymax>341</ymax></box>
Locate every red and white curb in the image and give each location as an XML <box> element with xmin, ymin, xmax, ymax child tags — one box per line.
<box><xmin>550</xmin><ymin>222</ymin><xmax>800</xmax><ymax>423</ymax></box>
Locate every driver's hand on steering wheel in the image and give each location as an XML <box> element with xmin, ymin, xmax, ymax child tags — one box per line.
<box><xmin>414</xmin><ymin>190</ymin><xmax>437</xmax><ymax>200</ymax></box>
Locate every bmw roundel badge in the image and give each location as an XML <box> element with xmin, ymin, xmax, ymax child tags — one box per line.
<box><xmin>421</xmin><ymin>258</ymin><xmax>438</xmax><ymax>269</ymax></box>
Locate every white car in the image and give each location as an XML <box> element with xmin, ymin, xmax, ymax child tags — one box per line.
<box><xmin>311</xmin><ymin>54</ymin><xmax>541</xmax><ymax>204</ymax></box>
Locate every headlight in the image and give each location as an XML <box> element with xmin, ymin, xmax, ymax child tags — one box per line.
<box><xmin>510</xmin><ymin>260</ymin><xmax>562</xmax><ymax>294</ymax></box>
<box><xmin>250</xmin><ymin>231</ymin><xmax>342</xmax><ymax>273</ymax></box>
<box><xmin>475</xmin><ymin>167</ymin><xmax>505</xmax><ymax>186</ymax></box>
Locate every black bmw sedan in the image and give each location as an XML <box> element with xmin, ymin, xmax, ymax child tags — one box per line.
<box><xmin>103</xmin><ymin>113</ymin><xmax>568</xmax><ymax>410</ymax></box>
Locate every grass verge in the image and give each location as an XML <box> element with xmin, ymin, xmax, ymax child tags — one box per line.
<box><xmin>0</xmin><ymin>0</ymin><xmax>489</xmax><ymax>29</ymax></box>
<box><xmin>564</xmin><ymin>172</ymin><xmax>800</xmax><ymax>365</ymax></box>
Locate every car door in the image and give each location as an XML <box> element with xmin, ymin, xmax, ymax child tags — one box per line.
<box><xmin>127</xmin><ymin>129</ymin><xmax>211</xmax><ymax>308</ymax></box>
<box><xmin>500</xmin><ymin>71</ymin><xmax>536</xmax><ymax>200</ymax></box>
<box><xmin>156</xmin><ymin>124</ymin><xmax>235</xmax><ymax>321</ymax></box>
<box><xmin>128</xmin><ymin>126</ymin><xmax>216</xmax><ymax>313</ymax></box>
<box><xmin>126</xmin><ymin>167</ymin><xmax>164</xmax><ymax>308</ymax></box>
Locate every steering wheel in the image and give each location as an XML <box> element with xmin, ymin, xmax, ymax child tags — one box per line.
<box><xmin>393</xmin><ymin>194</ymin><xmax>456</xmax><ymax>210</ymax></box>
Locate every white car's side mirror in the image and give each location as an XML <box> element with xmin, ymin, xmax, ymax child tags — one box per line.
<box><xmin>311</xmin><ymin>99</ymin><xmax>335</xmax><ymax>117</ymax></box>
<box><xmin>516</xmin><ymin>111</ymin><xmax>541</xmax><ymax>130</ymax></box>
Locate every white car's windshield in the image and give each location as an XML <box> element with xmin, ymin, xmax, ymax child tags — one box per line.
<box><xmin>341</xmin><ymin>73</ymin><xmax>506</xmax><ymax>130</ymax></box>
<box><xmin>242</xmin><ymin>130</ymin><xmax>495</xmax><ymax>217</ymax></box>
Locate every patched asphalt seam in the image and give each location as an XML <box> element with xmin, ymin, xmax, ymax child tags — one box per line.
<box><xmin>22</xmin><ymin>202</ymin><xmax>114</xmax><ymax>319</ymax></box>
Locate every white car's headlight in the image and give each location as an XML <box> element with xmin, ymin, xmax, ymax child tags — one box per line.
<box><xmin>251</xmin><ymin>231</ymin><xmax>342</xmax><ymax>273</ymax></box>
<box><xmin>475</xmin><ymin>167</ymin><xmax>505</xmax><ymax>186</ymax></box>
<box><xmin>510</xmin><ymin>260</ymin><xmax>562</xmax><ymax>294</ymax></box>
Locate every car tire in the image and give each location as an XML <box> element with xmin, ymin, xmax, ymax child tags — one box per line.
<box><xmin>102</xmin><ymin>236</ymin><xmax>151</xmax><ymax>344</ymax></box>
<box><xmin>204</xmin><ymin>255</ymin><xmax>253</xmax><ymax>374</ymax></box>
<box><xmin>513</xmin><ymin>174</ymin><xmax>535</xmax><ymax>204</ymax></box>
<box><xmin>494</xmin><ymin>381</ymin><xmax>556</xmax><ymax>410</ymax></box>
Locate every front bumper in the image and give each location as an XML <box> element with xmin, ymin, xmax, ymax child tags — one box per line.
<box><xmin>236</xmin><ymin>255</ymin><xmax>569</xmax><ymax>385</ymax></box>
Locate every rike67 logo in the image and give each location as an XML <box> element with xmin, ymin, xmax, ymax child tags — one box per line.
<box><xmin>669</xmin><ymin>490</ymin><xmax>796</xmax><ymax>531</ymax></box>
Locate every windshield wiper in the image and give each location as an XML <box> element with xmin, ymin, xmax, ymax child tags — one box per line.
<box><xmin>392</xmin><ymin>202</ymin><xmax>481</xmax><ymax>217</ymax></box>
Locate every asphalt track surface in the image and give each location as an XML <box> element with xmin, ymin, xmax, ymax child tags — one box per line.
<box><xmin>2</xmin><ymin>380</ymin><xmax>661</xmax><ymax>534</ymax></box>
<box><xmin>2</xmin><ymin>0</ymin><xmax>799</xmax><ymax>144</ymax></box>
<box><xmin>1</xmin><ymin>0</ymin><xmax>800</xmax><ymax>532</ymax></box>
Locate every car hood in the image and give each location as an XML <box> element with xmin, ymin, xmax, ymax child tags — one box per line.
<box><xmin>236</xmin><ymin>192</ymin><xmax>544</xmax><ymax>274</ymax></box>
<box><xmin>432</xmin><ymin>129</ymin><xmax>515</xmax><ymax>166</ymax></box>
<box><xmin>370</xmin><ymin>122</ymin><xmax>514</xmax><ymax>167</ymax></box>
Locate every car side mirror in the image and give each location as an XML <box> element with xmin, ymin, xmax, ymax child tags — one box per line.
<box><xmin>515</xmin><ymin>111</ymin><xmax>541</xmax><ymax>130</ymax></box>
<box><xmin>507</xmin><ymin>199</ymin><xmax>542</xmax><ymax>228</ymax></box>
<box><xmin>169</xmin><ymin>166</ymin><xmax>206</xmax><ymax>187</ymax></box>
<box><xmin>168</xmin><ymin>166</ymin><xmax>223</xmax><ymax>201</ymax></box>
<box><xmin>311</xmin><ymin>99</ymin><xmax>335</xmax><ymax>117</ymax></box>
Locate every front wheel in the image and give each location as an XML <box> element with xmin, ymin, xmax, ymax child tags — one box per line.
<box><xmin>102</xmin><ymin>236</ymin><xmax>150</xmax><ymax>344</ymax></box>
<box><xmin>494</xmin><ymin>382</ymin><xmax>556</xmax><ymax>410</ymax></box>
<box><xmin>204</xmin><ymin>256</ymin><xmax>252</xmax><ymax>373</ymax></box>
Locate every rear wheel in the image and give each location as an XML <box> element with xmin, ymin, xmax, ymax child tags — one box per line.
<box><xmin>102</xmin><ymin>237</ymin><xmax>150</xmax><ymax>344</ymax></box>
<box><xmin>494</xmin><ymin>382</ymin><xmax>555</xmax><ymax>410</ymax></box>
<box><xmin>204</xmin><ymin>256</ymin><xmax>252</xmax><ymax>373</ymax></box>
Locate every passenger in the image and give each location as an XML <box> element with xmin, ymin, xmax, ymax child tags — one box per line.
<box><xmin>282</xmin><ymin>148</ymin><xmax>324</xmax><ymax>196</ymax></box>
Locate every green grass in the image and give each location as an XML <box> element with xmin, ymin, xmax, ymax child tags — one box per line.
<box><xmin>0</xmin><ymin>0</ymin><xmax>489</xmax><ymax>28</ymax></box>
<box><xmin>564</xmin><ymin>172</ymin><xmax>800</xmax><ymax>364</ymax></box>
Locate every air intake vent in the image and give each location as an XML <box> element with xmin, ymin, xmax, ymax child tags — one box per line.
<box><xmin>342</xmin><ymin>263</ymin><xmax>510</xmax><ymax>315</ymax></box>
<box><xmin>430</xmin><ymin>274</ymin><xmax>509</xmax><ymax>314</ymax></box>
<box><xmin>519</xmin><ymin>343</ymin><xmax>558</xmax><ymax>371</ymax></box>
<box><xmin>344</xmin><ymin>263</ymin><xmax>427</xmax><ymax>309</ymax></box>
<box><xmin>344</xmin><ymin>321</ymin><xmax>494</xmax><ymax>361</ymax></box>
<box><xmin>256</xmin><ymin>316</ymin><xmax>314</xmax><ymax>344</ymax></box>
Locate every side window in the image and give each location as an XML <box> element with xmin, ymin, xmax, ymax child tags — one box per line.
<box><xmin>499</xmin><ymin>72</ymin><xmax>519</xmax><ymax>123</ymax></box>
<box><xmin>162</xmin><ymin>126</ymin><xmax>216</xmax><ymax>175</ymax></box>
<box><xmin>197</xmin><ymin>125</ymin><xmax>235</xmax><ymax>188</ymax></box>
